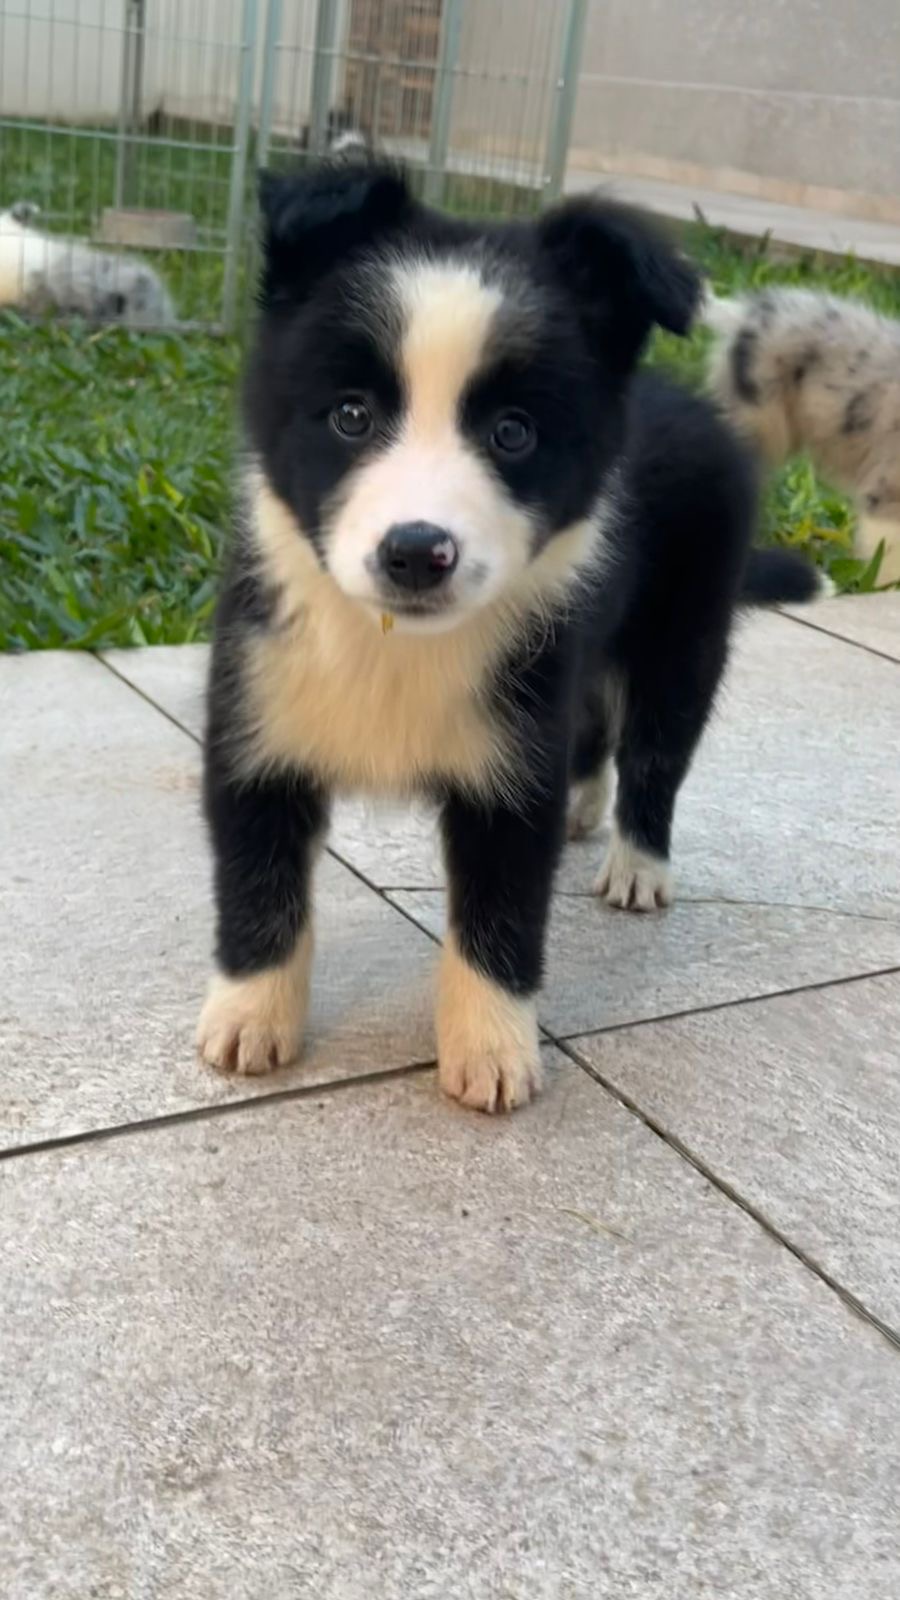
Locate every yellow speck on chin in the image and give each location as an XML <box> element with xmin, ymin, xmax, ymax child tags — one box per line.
<box><xmin>381</xmin><ymin>612</ymin><xmax>394</xmax><ymax>634</ymax></box>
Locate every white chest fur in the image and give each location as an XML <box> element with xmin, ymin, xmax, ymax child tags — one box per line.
<box><xmin>239</xmin><ymin>471</ymin><xmax>605</xmax><ymax>797</ymax></box>
<box><xmin>241</xmin><ymin>475</ymin><xmax>524</xmax><ymax>796</ymax></box>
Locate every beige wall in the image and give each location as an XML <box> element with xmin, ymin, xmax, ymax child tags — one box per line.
<box><xmin>451</xmin><ymin>0</ymin><xmax>900</xmax><ymax>216</ymax></box>
<box><xmin>572</xmin><ymin>0</ymin><xmax>900</xmax><ymax>211</ymax></box>
<box><xmin>447</xmin><ymin>0</ymin><xmax>565</xmax><ymax>169</ymax></box>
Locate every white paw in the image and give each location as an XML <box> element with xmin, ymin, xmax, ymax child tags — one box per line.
<box><xmin>436</xmin><ymin>940</ymin><xmax>542</xmax><ymax>1114</ymax></box>
<box><xmin>196</xmin><ymin>938</ymin><xmax>312</xmax><ymax>1076</ymax></box>
<box><xmin>439</xmin><ymin>1042</ymin><xmax>543</xmax><ymax>1114</ymax></box>
<box><xmin>566</xmin><ymin>762</ymin><xmax>613</xmax><ymax>841</ymax></box>
<box><xmin>594</xmin><ymin>830</ymin><xmax>674</xmax><ymax>912</ymax></box>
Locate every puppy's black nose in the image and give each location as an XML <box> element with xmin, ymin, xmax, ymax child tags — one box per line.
<box><xmin>377</xmin><ymin>522</ymin><xmax>459</xmax><ymax>593</ymax></box>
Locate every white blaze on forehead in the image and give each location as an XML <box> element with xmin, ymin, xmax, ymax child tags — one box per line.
<box><xmin>393</xmin><ymin>260</ymin><xmax>503</xmax><ymax>438</ymax></box>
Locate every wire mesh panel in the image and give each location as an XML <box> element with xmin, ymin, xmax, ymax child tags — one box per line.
<box><xmin>259</xmin><ymin>0</ymin><xmax>582</xmax><ymax>219</ymax></box>
<box><xmin>0</xmin><ymin>0</ymin><xmax>584</xmax><ymax>331</ymax></box>
<box><xmin>0</xmin><ymin>0</ymin><xmax>259</xmax><ymax>329</ymax></box>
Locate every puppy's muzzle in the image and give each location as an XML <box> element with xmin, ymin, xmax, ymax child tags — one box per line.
<box><xmin>376</xmin><ymin>521</ymin><xmax>459</xmax><ymax>595</ymax></box>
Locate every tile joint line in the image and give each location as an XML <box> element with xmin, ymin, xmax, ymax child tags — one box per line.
<box><xmin>555</xmin><ymin>1033</ymin><xmax>900</xmax><ymax>1357</ymax></box>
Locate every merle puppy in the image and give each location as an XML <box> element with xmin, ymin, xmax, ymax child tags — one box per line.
<box><xmin>704</xmin><ymin>286</ymin><xmax>900</xmax><ymax>584</ymax></box>
<box><xmin>197</xmin><ymin>164</ymin><xmax>821</xmax><ymax>1113</ymax></box>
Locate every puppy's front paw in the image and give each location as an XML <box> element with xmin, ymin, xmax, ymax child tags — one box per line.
<box><xmin>594</xmin><ymin>830</ymin><xmax>674</xmax><ymax>912</ymax></box>
<box><xmin>196</xmin><ymin>993</ymin><xmax>298</xmax><ymax>1075</ymax></box>
<box><xmin>436</xmin><ymin>939</ymin><xmax>542</xmax><ymax>1114</ymax></box>
<box><xmin>196</xmin><ymin>938</ymin><xmax>312</xmax><ymax>1076</ymax></box>
<box><xmin>439</xmin><ymin>1045</ymin><xmax>542</xmax><ymax>1113</ymax></box>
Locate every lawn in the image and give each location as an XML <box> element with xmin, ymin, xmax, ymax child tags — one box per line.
<box><xmin>2</xmin><ymin>136</ymin><xmax>900</xmax><ymax>648</ymax></box>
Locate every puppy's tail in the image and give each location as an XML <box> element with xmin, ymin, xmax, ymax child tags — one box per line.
<box><xmin>741</xmin><ymin>548</ymin><xmax>830</xmax><ymax>606</ymax></box>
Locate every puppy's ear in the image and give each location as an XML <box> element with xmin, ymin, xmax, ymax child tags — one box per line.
<box><xmin>257</xmin><ymin>162</ymin><xmax>411</xmax><ymax>307</ymax></box>
<box><xmin>538</xmin><ymin>197</ymin><xmax>700</xmax><ymax>371</ymax></box>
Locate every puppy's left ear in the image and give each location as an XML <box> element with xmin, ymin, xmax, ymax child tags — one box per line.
<box><xmin>538</xmin><ymin>197</ymin><xmax>700</xmax><ymax>371</ymax></box>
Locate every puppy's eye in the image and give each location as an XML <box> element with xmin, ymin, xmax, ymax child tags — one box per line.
<box><xmin>489</xmin><ymin>410</ymin><xmax>536</xmax><ymax>460</ymax></box>
<box><xmin>330</xmin><ymin>395</ymin><xmax>374</xmax><ymax>441</ymax></box>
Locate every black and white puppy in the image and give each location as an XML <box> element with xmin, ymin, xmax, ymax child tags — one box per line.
<box><xmin>198</xmin><ymin>164</ymin><xmax>821</xmax><ymax>1113</ymax></box>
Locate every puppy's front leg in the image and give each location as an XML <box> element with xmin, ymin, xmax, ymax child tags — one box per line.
<box><xmin>437</xmin><ymin>784</ymin><xmax>565</xmax><ymax>1113</ymax></box>
<box><xmin>197</xmin><ymin>751</ymin><xmax>329</xmax><ymax>1076</ymax></box>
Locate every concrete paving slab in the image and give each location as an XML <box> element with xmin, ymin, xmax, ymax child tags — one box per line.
<box><xmin>102</xmin><ymin>641</ymin><xmax>209</xmax><ymax>737</ymax></box>
<box><xmin>391</xmin><ymin>887</ymin><xmax>900</xmax><ymax>1039</ymax></box>
<box><xmin>104</xmin><ymin>615</ymin><xmax>900</xmax><ymax>918</ymax></box>
<box><xmin>0</xmin><ymin>654</ymin><xmax>438</xmax><ymax>1150</ymax></box>
<box><xmin>333</xmin><ymin>794</ymin><xmax>445</xmax><ymax>886</ymax></box>
<box><xmin>782</xmin><ymin>593</ymin><xmax>900</xmax><ymax>664</ymax></box>
<box><xmin>3</xmin><ymin>1054</ymin><xmax>899</xmax><ymax>1600</ymax></box>
<box><xmin>567</xmin><ymin>973</ymin><xmax>900</xmax><ymax>1332</ymax></box>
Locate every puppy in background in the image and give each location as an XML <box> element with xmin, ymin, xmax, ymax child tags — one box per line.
<box><xmin>298</xmin><ymin>107</ymin><xmax>374</xmax><ymax>161</ymax></box>
<box><xmin>0</xmin><ymin>201</ymin><xmax>176</xmax><ymax>327</ymax></box>
<box><xmin>703</xmin><ymin>287</ymin><xmax>900</xmax><ymax>584</ymax></box>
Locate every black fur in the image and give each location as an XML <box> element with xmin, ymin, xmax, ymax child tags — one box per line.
<box><xmin>842</xmin><ymin>390</ymin><xmax>873</xmax><ymax>436</ymax></box>
<box><xmin>792</xmin><ymin>346</ymin><xmax>820</xmax><ymax>384</ymax></box>
<box><xmin>208</xmin><ymin>164</ymin><xmax>820</xmax><ymax>1027</ymax></box>
<box><xmin>731</xmin><ymin>326</ymin><xmax>761</xmax><ymax>404</ymax></box>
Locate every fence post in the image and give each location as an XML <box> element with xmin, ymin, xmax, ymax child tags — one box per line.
<box><xmin>543</xmin><ymin>0</ymin><xmax>587</xmax><ymax>203</ymax></box>
<box><xmin>222</xmin><ymin>0</ymin><xmax>259</xmax><ymax>332</ymax></box>
<box><xmin>309</xmin><ymin>0</ymin><xmax>340</xmax><ymax>156</ymax></box>
<box><xmin>424</xmin><ymin>0</ymin><xmax>463</xmax><ymax>206</ymax></box>
<box><xmin>114</xmin><ymin>0</ymin><xmax>145</xmax><ymax>209</ymax></box>
<box><xmin>257</xmin><ymin>0</ymin><xmax>284</xmax><ymax>173</ymax></box>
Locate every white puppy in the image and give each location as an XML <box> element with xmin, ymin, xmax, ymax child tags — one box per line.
<box><xmin>0</xmin><ymin>203</ymin><xmax>176</xmax><ymax>328</ymax></box>
<box><xmin>703</xmin><ymin>286</ymin><xmax>900</xmax><ymax>584</ymax></box>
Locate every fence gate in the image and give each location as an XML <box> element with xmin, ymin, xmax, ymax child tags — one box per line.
<box><xmin>0</xmin><ymin>0</ymin><xmax>585</xmax><ymax>332</ymax></box>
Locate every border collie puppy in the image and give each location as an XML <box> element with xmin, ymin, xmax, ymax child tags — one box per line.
<box><xmin>197</xmin><ymin>164</ymin><xmax>821</xmax><ymax>1113</ymax></box>
<box><xmin>704</xmin><ymin>287</ymin><xmax>900</xmax><ymax>585</ymax></box>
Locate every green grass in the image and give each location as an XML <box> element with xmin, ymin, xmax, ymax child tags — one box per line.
<box><xmin>0</xmin><ymin>313</ymin><xmax>238</xmax><ymax>648</ymax></box>
<box><xmin>1</xmin><ymin>117</ymin><xmax>899</xmax><ymax>648</ymax></box>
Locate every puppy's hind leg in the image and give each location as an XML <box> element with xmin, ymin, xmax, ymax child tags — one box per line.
<box><xmin>595</xmin><ymin>637</ymin><xmax>729</xmax><ymax>912</ymax></box>
<box><xmin>566</xmin><ymin>681</ymin><xmax>618</xmax><ymax>841</ymax></box>
<box><xmin>567</xmin><ymin>762</ymin><xmax>614</xmax><ymax>841</ymax></box>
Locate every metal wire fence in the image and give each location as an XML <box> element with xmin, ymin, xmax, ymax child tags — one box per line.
<box><xmin>0</xmin><ymin>0</ymin><xmax>585</xmax><ymax>332</ymax></box>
